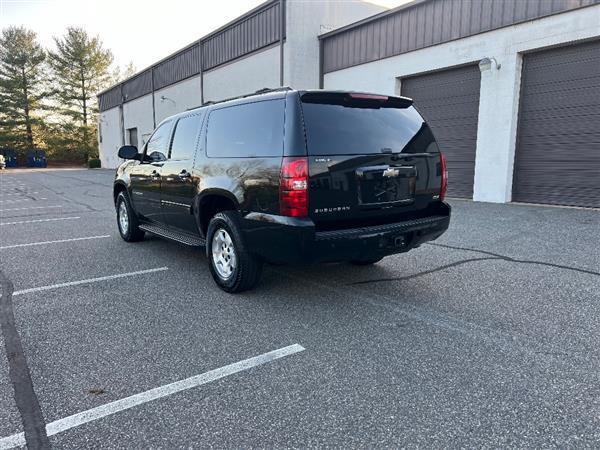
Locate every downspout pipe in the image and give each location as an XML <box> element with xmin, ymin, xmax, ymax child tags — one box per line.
<box><xmin>279</xmin><ymin>0</ymin><xmax>285</xmax><ymax>86</ymax></box>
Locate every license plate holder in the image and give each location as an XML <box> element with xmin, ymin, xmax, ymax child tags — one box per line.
<box><xmin>357</xmin><ymin>166</ymin><xmax>416</xmax><ymax>205</ymax></box>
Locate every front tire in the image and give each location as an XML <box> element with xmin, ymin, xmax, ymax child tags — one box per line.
<box><xmin>116</xmin><ymin>191</ymin><xmax>145</xmax><ymax>242</ymax></box>
<box><xmin>207</xmin><ymin>211</ymin><xmax>262</xmax><ymax>293</ymax></box>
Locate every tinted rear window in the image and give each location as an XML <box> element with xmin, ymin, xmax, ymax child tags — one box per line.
<box><xmin>301</xmin><ymin>95</ymin><xmax>438</xmax><ymax>156</ymax></box>
<box><xmin>206</xmin><ymin>99</ymin><xmax>284</xmax><ymax>158</ymax></box>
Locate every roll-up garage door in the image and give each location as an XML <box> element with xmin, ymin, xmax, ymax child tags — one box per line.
<box><xmin>402</xmin><ymin>65</ymin><xmax>481</xmax><ymax>198</ymax></box>
<box><xmin>513</xmin><ymin>40</ymin><xmax>600</xmax><ymax>208</ymax></box>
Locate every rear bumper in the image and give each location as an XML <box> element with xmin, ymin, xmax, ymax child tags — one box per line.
<box><xmin>242</xmin><ymin>203</ymin><xmax>451</xmax><ymax>264</ymax></box>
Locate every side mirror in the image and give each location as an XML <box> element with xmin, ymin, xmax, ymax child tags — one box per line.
<box><xmin>118</xmin><ymin>145</ymin><xmax>139</xmax><ymax>160</ymax></box>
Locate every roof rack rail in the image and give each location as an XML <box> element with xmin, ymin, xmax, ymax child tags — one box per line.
<box><xmin>201</xmin><ymin>86</ymin><xmax>293</xmax><ymax>107</ymax></box>
<box><xmin>254</xmin><ymin>86</ymin><xmax>293</xmax><ymax>95</ymax></box>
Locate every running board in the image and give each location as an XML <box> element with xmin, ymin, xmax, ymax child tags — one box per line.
<box><xmin>139</xmin><ymin>223</ymin><xmax>206</xmax><ymax>247</ymax></box>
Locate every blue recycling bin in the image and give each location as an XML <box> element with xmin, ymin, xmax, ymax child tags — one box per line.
<box><xmin>0</xmin><ymin>148</ymin><xmax>17</xmax><ymax>168</ymax></box>
<box><xmin>25</xmin><ymin>149</ymin><xmax>47</xmax><ymax>168</ymax></box>
<box><xmin>36</xmin><ymin>150</ymin><xmax>47</xmax><ymax>168</ymax></box>
<box><xmin>6</xmin><ymin>149</ymin><xmax>17</xmax><ymax>167</ymax></box>
<box><xmin>26</xmin><ymin>149</ymin><xmax>36</xmax><ymax>167</ymax></box>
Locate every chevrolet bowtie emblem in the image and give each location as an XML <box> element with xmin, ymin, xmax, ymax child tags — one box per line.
<box><xmin>382</xmin><ymin>167</ymin><xmax>400</xmax><ymax>178</ymax></box>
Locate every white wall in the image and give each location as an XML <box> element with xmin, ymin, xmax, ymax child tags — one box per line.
<box><xmin>123</xmin><ymin>94</ymin><xmax>155</xmax><ymax>147</ymax></box>
<box><xmin>324</xmin><ymin>5</ymin><xmax>600</xmax><ymax>203</ymax></box>
<box><xmin>98</xmin><ymin>107</ymin><xmax>122</xmax><ymax>169</ymax></box>
<box><xmin>154</xmin><ymin>75</ymin><xmax>202</xmax><ymax>123</ymax></box>
<box><xmin>284</xmin><ymin>0</ymin><xmax>386</xmax><ymax>90</ymax></box>
<box><xmin>203</xmin><ymin>45</ymin><xmax>280</xmax><ymax>103</ymax></box>
<box><xmin>98</xmin><ymin>94</ymin><xmax>155</xmax><ymax>169</ymax></box>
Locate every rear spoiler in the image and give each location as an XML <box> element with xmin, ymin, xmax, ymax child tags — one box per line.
<box><xmin>300</xmin><ymin>91</ymin><xmax>413</xmax><ymax>108</ymax></box>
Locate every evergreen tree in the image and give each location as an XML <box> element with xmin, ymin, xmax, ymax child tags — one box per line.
<box><xmin>0</xmin><ymin>26</ymin><xmax>49</xmax><ymax>149</ymax></box>
<box><xmin>49</xmin><ymin>27</ymin><xmax>113</xmax><ymax>158</ymax></box>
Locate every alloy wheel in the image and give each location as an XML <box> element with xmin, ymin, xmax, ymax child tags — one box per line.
<box><xmin>211</xmin><ymin>228</ymin><xmax>237</xmax><ymax>280</ymax></box>
<box><xmin>118</xmin><ymin>200</ymin><xmax>129</xmax><ymax>234</ymax></box>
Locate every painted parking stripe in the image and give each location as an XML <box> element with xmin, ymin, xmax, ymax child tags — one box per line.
<box><xmin>0</xmin><ymin>235</ymin><xmax>110</xmax><ymax>250</ymax></box>
<box><xmin>0</xmin><ymin>217</ymin><xmax>81</xmax><ymax>226</ymax></box>
<box><xmin>0</xmin><ymin>205</ymin><xmax>62</xmax><ymax>212</ymax></box>
<box><xmin>0</xmin><ymin>192</ymin><xmax>40</xmax><ymax>196</ymax></box>
<box><xmin>0</xmin><ymin>198</ymin><xmax>47</xmax><ymax>204</ymax></box>
<box><xmin>0</xmin><ymin>344</ymin><xmax>305</xmax><ymax>449</ymax></box>
<box><xmin>13</xmin><ymin>267</ymin><xmax>169</xmax><ymax>296</ymax></box>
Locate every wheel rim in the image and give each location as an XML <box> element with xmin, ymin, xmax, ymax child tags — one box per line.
<box><xmin>211</xmin><ymin>228</ymin><xmax>237</xmax><ymax>280</ymax></box>
<box><xmin>118</xmin><ymin>200</ymin><xmax>129</xmax><ymax>234</ymax></box>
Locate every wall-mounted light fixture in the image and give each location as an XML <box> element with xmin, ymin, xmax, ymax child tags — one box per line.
<box><xmin>478</xmin><ymin>57</ymin><xmax>501</xmax><ymax>72</ymax></box>
<box><xmin>160</xmin><ymin>95</ymin><xmax>176</xmax><ymax>106</ymax></box>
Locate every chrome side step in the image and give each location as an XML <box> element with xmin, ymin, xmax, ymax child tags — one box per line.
<box><xmin>139</xmin><ymin>223</ymin><xmax>205</xmax><ymax>247</ymax></box>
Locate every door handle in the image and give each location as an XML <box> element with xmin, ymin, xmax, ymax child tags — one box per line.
<box><xmin>150</xmin><ymin>170</ymin><xmax>161</xmax><ymax>180</ymax></box>
<box><xmin>178</xmin><ymin>170</ymin><xmax>191</xmax><ymax>180</ymax></box>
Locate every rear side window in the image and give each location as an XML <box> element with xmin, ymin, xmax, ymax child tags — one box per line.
<box><xmin>301</xmin><ymin>94</ymin><xmax>438</xmax><ymax>156</ymax></box>
<box><xmin>206</xmin><ymin>100</ymin><xmax>284</xmax><ymax>158</ymax></box>
<box><xmin>170</xmin><ymin>115</ymin><xmax>201</xmax><ymax>160</ymax></box>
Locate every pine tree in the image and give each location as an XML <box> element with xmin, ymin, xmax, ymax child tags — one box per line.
<box><xmin>49</xmin><ymin>27</ymin><xmax>113</xmax><ymax>159</ymax></box>
<box><xmin>0</xmin><ymin>26</ymin><xmax>49</xmax><ymax>150</ymax></box>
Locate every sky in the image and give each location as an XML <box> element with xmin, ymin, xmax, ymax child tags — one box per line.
<box><xmin>1</xmin><ymin>0</ymin><xmax>410</xmax><ymax>72</ymax></box>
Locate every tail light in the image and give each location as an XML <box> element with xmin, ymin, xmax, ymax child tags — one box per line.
<box><xmin>439</xmin><ymin>153</ymin><xmax>448</xmax><ymax>201</ymax></box>
<box><xmin>280</xmin><ymin>157</ymin><xmax>308</xmax><ymax>217</ymax></box>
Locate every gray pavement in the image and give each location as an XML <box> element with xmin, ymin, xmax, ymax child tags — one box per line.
<box><xmin>0</xmin><ymin>168</ymin><xmax>599</xmax><ymax>448</ymax></box>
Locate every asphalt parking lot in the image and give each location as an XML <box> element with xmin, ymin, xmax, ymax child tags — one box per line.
<box><xmin>0</xmin><ymin>168</ymin><xmax>599</xmax><ymax>448</ymax></box>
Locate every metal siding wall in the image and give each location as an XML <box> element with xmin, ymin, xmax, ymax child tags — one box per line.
<box><xmin>513</xmin><ymin>40</ymin><xmax>600</xmax><ymax>207</ymax></box>
<box><xmin>98</xmin><ymin>86</ymin><xmax>121</xmax><ymax>111</ymax></box>
<box><xmin>153</xmin><ymin>44</ymin><xmax>202</xmax><ymax>90</ymax></box>
<box><xmin>402</xmin><ymin>64</ymin><xmax>481</xmax><ymax>198</ymax></box>
<box><xmin>98</xmin><ymin>0</ymin><xmax>281</xmax><ymax>111</ymax></box>
<box><xmin>322</xmin><ymin>0</ymin><xmax>598</xmax><ymax>73</ymax></box>
<box><xmin>202</xmin><ymin>1</ymin><xmax>280</xmax><ymax>71</ymax></box>
<box><xmin>122</xmin><ymin>71</ymin><xmax>152</xmax><ymax>101</ymax></box>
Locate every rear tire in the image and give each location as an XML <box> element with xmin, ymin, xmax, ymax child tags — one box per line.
<box><xmin>207</xmin><ymin>211</ymin><xmax>263</xmax><ymax>293</ymax></box>
<box><xmin>116</xmin><ymin>191</ymin><xmax>145</xmax><ymax>242</ymax></box>
<box><xmin>350</xmin><ymin>257</ymin><xmax>384</xmax><ymax>266</ymax></box>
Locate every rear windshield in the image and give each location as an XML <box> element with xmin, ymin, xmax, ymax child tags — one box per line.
<box><xmin>301</xmin><ymin>93</ymin><xmax>438</xmax><ymax>156</ymax></box>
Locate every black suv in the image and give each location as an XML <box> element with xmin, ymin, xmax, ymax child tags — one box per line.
<box><xmin>114</xmin><ymin>88</ymin><xmax>450</xmax><ymax>292</ymax></box>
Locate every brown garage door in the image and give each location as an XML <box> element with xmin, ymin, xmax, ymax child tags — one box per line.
<box><xmin>513</xmin><ymin>40</ymin><xmax>600</xmax><ymax>208</ymax></box>
<box><xmin>402</xmin><ymin>65</ymin><xmax>481</xmax><ymax>198</ymax></box>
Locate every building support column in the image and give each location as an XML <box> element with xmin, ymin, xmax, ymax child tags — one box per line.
<box><xmin>473</xmin><ymin>53</ymin><xmax>523</xmax><ymax>203</ymax></box>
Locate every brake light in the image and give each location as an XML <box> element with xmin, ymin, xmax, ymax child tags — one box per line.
<box><xmin>280</xmin><ymin>157</ymin><xmax>308</xmax><ymax>217</ymax></box>
<box><xmin>348</xmin><ymin>93</ymin><xmax>388</xmax><ymax>101</ymax></box>
<box><xmin>440</xmin><ymin>153</ymin><xmax>448</xmax><ymax>201</ymax></box>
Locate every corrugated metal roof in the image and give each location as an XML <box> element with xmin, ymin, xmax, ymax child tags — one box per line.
<box><xmin>98</xmin><ymin>85</ymin><xmax>121</xmax><ymax>111</ymax></box>
<box><xmin>321</xmin><ymin>0</ymin><xmax>599</xmax><ymax>74</ymax></box>
<box><xmin>122</xmin><ymin>70</ymin><xmax>152</xmax><ymax>102</ymax></box>
<box><xmin>98</xmin><ymin>0</ymin><xmax>282</xmax><ymax>111</ymax></box>
<box><xmin>153</xmin><ymin>44</ymin><xmax>202</xmax><ymax>91</ymax></box>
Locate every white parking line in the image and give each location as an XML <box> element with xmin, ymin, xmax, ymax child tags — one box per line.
<box><xmin>0</xmin><ymin>205</ymin><xmax>62</xmax><ymax>212</ymax></box>
<box><xmin>0</xmin><ymin>217</ymin><xmax>81</xmax><ymax>226</ymax></box>
<box><xmin>0</xmin><ymin>198</ymin><xmax>47</xmax><ymax>203</ymax></box>
<box><xmin>0</xmin><ymin>344</ymin><xmax>305</xmax><ymax>449</ymax></box>
<box><xmin>0</xmin><ymin>192</ymin><xmax>40</xmax><ymax>196</ymax></box>
<box><xmin>0</xmin><ymin>235</ymin><xmax>110</xmax><ymax>250</ymax></box>
<box><xmin>13</xmin><ymin>267</ymin><xmax>169</xmax><ymax>296</ymax></box>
